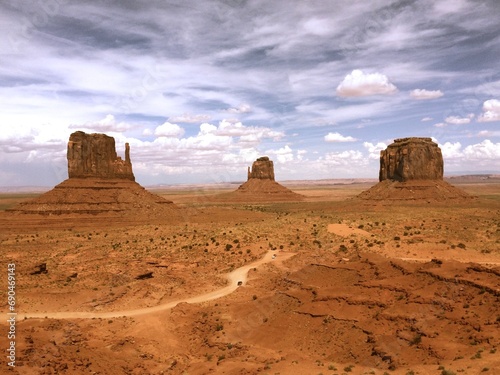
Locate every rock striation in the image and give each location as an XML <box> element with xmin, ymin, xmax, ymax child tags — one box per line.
<box><xmin>379</xmin><ymin>137</ymin><xmax>443</xmax><ymax>182</ymax></box>
<box><xmin>68</xmin><ymin>131</ymin><xmax>134</xmax><ymax>180</ymax></box>
<box><xmin>358</xmin><ymin>137</ymin><xmax>473</xmax><ymax>202</ymax></box>
<box><xmin>247</xmin><ymin>156</ymin><xmax>275</xmax><ymax>180</ymax></box>
<box><xmin>8</xmin><ymin>131</ymin><xmax>179</xmax><ymax>216</ymax></box>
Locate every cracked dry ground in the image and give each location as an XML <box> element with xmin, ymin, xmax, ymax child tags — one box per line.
<box><xmin>1</xmin><ymin>188</ymin><xmax>499</xmax><ymax>375</ymax></box>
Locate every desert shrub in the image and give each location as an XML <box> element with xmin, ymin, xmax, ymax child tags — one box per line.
<box><xmin>409</xmin><ymin>334</ymin><xmax>421</xmax><ymax>345</ymax></box>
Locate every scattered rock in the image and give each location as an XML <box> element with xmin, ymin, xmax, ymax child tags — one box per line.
<box><xmin>31</xmin><ymin>263</ymin><xmax>48</xmax><ymax>275</ymax></box>
<box><xmin>135</xmin><ymin>272</ymin><xmax>153</xmax><ymax>280</ymax></box>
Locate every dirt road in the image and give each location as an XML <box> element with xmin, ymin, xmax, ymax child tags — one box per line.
<box><xmin>19</xmin><ymin>250</ymin><xmax>295</xmax><ymax>320</ymax></box>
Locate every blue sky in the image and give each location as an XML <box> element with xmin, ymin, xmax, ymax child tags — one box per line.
<box><xmin>0</xmin><ymin>0</ymin><xmax>499</xmax><ymax>186</ymax></box>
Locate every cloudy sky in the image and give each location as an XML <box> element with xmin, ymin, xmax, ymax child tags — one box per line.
<box><xmin>1</xmin><ymin>0</ymin><xmax>499</xmax><ymax>186</ymax></box>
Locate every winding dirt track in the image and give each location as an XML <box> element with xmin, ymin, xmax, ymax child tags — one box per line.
<box><xmin>19</xmin><ymin>251</ymin><xmax>295</xmax><ymax>320</ymax></box>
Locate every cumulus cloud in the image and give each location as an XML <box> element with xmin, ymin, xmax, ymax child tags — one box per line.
<box><xmin>324</xmin><ymin>132</ymin><xmax>357</xmax><ymax>142</ymax></box>
<box><xmin>224</xmin><ymin>103</ymin><xmax>252</xmax><ymax>114</ymax></box>
<box><xmin>336</xmin><ymin>69</ymin><xmax>397</xmax><ymax>97</ymax></box>
<box><xmin>410</xmin><ymin>89</ymin><xmax>444</xmax><ymax>100</ymax></box>
<box><xmin>211</xmin><ymin>120</ymin><xmax>284</xmax><ymax>144</ymax></box>
<box><xmin>421</xmin><ymin>117</ymin><xmax>433</xmax><ymax>122</ymax></box>
<box><xmin>463</xmin><ymin>139</ymin><xmax>500</xmax><ymax>159</ymax></box>
<box><xmin>434</xmin><ymin>122</ymin><xmax>446</xmax><ymax>127</ymax></box>
<box><xmin>168</xmin><ymin>113</ymin><xmax>211</xmax><ymax>123</ymax></box>
<box><xmin>363</xmin><ymin>141</ymin><xmax>387</xmax><ymax>159</ymax></box>
<box><xmin>439</xmin><ymin>140</ymin><xmax>500</xmax><ymax>161</ymax></box>
<box><xmin>445</xmin><ymin>114</ymin><xmax>474</xmax><ymax>124</ymax></box>
<box><xmin>323</xmin><ymin>150</ymin><xmax>367</xmax><ymax>166</ymax></box>
<box><xmin>440</xmin><ymin>141</ymin><xmax>463</xmax><ymax>158</ymax></box>
<box><xmin>477</xmin><ymin>99</ymin><xmax>500</xmax><ymax>122</ymax></box>
<box><xmin>270</xmin><ymin>145</ymin><xmax>294</xmax><ymax>163</ymax></box>
<box><xmin>154</xmin><ymin>122</ymin><xmax>185</xmax><ymax>138</ymax></box>
<box><xmin>70</xmin><ymin>114</ymin><xmax>132</xmax><ymax>132</ymax></box>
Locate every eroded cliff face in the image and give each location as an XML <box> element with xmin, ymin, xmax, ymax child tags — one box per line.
<box><xmin>379</xmin><ymin>137</ymin><xmax>443</xmax><ymax>182</ymax></box>
<box><xmin>247</xmin><ymin>156</ymin><xmax>275</xmax><ymax>181</ymax></box>
<box><xmin>67</xmin><ymin>131</ymin><xmax>134</xmax><ymax>180</ymax></box>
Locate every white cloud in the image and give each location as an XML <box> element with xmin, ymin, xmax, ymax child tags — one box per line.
<box><xmin>440</xmin><ymin>141</ymin><xmax>463</xmax><ymax>158</ymax></box>
<box><xmin>270</xmin><ymin>145</ymin><xmax>294</xmax><ymax>163</ymax></box>
<box><xmin>324</xmin><ymin>132</ymin><xmax>357</xmax><ymax>142</ymax></box>
<box><xmin>363</xmin><ymin>141</ymin><xmax>387</xmax><ymax>159</ymax></box>
<box><xmin>445</xmin><ymin>114</ymin><xmax>474</xmax><ymax>124</ymax></box>
<box><xmin>224</xmin><ymin>103</ymin><xmax>252</xmax><ymax>114</ymax></box>
<box><xmin>296</xmin><ymin>149</ymin><xmax>307</xmax><ymax>161</ymax></box>
<box><xmin>410</xmin><ymin>89</ymin><xmax>444</xmax><ymax>100</ymax></box>
<box><xmin>439</xmin><ymin>140</ymin><xmax>500</xmax><ymax>161</ymax></box>
<box><xmin>70</xmin><ymin>114</ymin><xmax>132</xmax><ymax>132</ymax></box>
<box><xmin>421</xmin><ymin>117</ymin><xmax>433</xmax><ymax>122</ymax></box>
<box><xmin>434</xmin><ymin>122</ymin><xmax>447</xmax><ymax>127</ymax></box>
<box><xmin>323</xmin><ymin>150</ymin><xmax>367</xmax><ymax>166</ymax></box>
<box><xmin>463</xmin><ymin>140</ymin><xmax>500</xmax><ymax>160</ymax></box>
<box><xmin>168</xmin><ymin>113</ymin><xmax>211</xmax><ymax>123</ymax></box>
<box><xmin>477</xmin><ymin>99</ymin><xmax>500</xmax><ymax>122</ymax></box>
<box><xmin>154</xmin><ymin>122</ymin><xmax>185</xmax><ymax>138</ymax></box>
<box><xmin>336</xmin><ymin>69</ymin><xmax>397</xmax><ymax>97</ymax></box>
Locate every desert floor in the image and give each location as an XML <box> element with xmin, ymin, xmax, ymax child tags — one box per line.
<box><xmin>0</xmin><ymin>178</ymin><xmax>499</xmax><ymax>375</ymax></box>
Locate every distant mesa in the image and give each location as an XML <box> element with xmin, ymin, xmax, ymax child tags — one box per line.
<box><xmin>358</xmin><ymin>137</ymin><xmax>473</xmax><ymax>202</ymax></box>
<box><xmin>8</xmin><ymin>131</ymin><xmax>178</xmax><ymax>216</ymax></box>
<box><xmin>216</xmin><ymin>156</ymin><xmax>304</xmax><ymax>202</ymax></box>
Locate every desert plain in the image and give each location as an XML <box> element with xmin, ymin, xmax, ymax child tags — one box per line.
<box><xmin>0</xmin><ymin>177</ymin><xmax>499</xmax><ymax>375</ymax></box>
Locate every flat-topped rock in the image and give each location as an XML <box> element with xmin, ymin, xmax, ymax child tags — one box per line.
<box><xmin>7</xmin><ymin>131</ymin><xmax>180</xmax><ymax>216</ymax></box>
<box><xmin>68</xmin><ymin>131</ymin><xmax>134</xmax><ymax>180</ymax></box>
<box><xmin>247</xmin><ymin>156</ymin><xmax>275</xmax><ymax>181</ymax></box>
<box><xmin>358</xmin><ymin>137</ymin><xmax>473</xmax><ymax>202</ymax></box>
<box><xmin>379</xmin><ymin>137</ymin><xmax>443</xmax><ymax>182</ymax></box>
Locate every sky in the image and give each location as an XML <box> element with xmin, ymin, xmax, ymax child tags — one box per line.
<box><xmin>1</xmin><ymin>0</ymin><xmax>499</xmax><ymax>187</ymax></box>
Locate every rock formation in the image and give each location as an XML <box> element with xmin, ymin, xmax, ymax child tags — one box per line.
<box><xmin>247</xmin><ymin>156</ymin><xmax>275</xmax><ymax>180</ymax></box>
<box><xmin>67</xmin><ymin>131</ymin><xmax>134</xmax><ymax>180</ymax></box>
<box><xmin>379</xmin><ymin>137</ymin><xmax>443</xmax><ymax>182</ymax></box>
<box><xmin>214</xmin><ymin>156</ymin><xmax>304</xmax><ymax>202</ymax></box>
<box><xmin>9</xmin><ymin>131</ymin><xmax>179</xmax><ymax>216</ymax></box>
<box><xmin>358</xmin><ymin>137</ymin><xmax>473</xmax><ymax>202</ymax></box>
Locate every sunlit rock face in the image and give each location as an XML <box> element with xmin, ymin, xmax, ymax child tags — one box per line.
<box><xmin>379</xmin><ymin>137</ymin><xmax>443</xmax><ymax>182</ymax></box>
<box><xmin>67</xmin><ymin>131</ymin><xmax>134</xmax><ymax>181</ymax></box>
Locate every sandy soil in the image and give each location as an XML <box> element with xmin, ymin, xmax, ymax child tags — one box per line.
<box><xmin>0</xmin><ymin>179</ymin><xmax>499</xmax><ymax>375</ymax></box>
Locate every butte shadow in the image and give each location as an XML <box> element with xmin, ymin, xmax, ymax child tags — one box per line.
<box><xmin>6</xmin><ymin>131</ymin><xmax>180</xmax><ymax>217</ymax></box>
<box><xmin>356</xmin><ymin>137</ymin><xmax>474</xmax><ymax>202</ymax></box>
